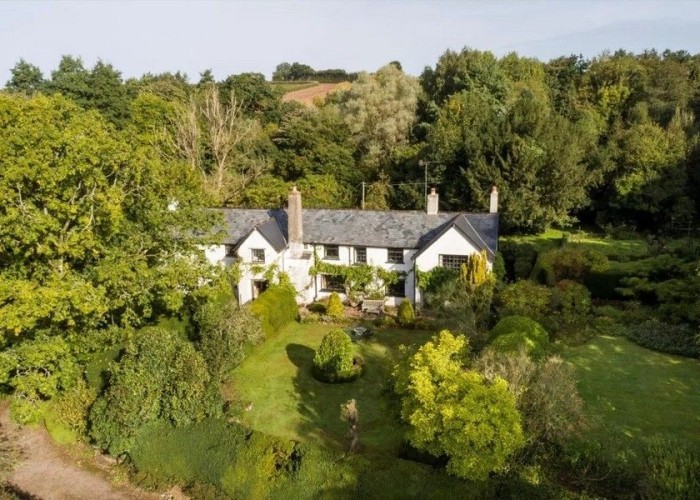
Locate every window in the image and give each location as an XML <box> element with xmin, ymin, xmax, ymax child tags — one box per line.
<box><xmin>387</xmin><ymin>248</ymin><xmax>404</xmax><ymax>264</ymax></box>
<box><xmin>321</xmin><ymin>274</ymin><xmax>344</xmax><ymax>292</ymax></box>
<box><xmin>386</xmin><ymin>278</ymin><xmax>406</xmax><ymax>297</ymax></box>
<box><xmin>354</xmin><ymin>247</ymin><xmax>367</xmax><ymax>264</ymax></box>
<box><xmin>324</xmin><ymin>245</ymin><xmax>339</xmax><ymax>260</ymax></box>
<box><xmin>440</xmin><ymin>254</ymin><xmax>468</xmax><ymax>271</ymax></box>
<box><xmin>251</xmin><ymin>248</ymin><xmax>265</xmax><ymax>263</ymax></box>
<box><xmin>225</xmin><ymin>245</ymin><xmax>236</xmax><ymax>258</ymax></box>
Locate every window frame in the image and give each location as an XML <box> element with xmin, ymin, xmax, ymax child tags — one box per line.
<box><xmin>386</xmin><ymin>248</ymin><xmax>404</xmax><ymax>264</ymax></box>
<box><xmin>324</xmin><ymin>245</ymin><xmax>340</xmax><ymax>260</ymax></box>
<box><xmin>251</xmin><ymin>248</ymin><xmax>266</xmax><ymax>263</ymax></box>
<box><xmin>321</xmin><ymin>274</ymin><xmax>345</xmax><ymax>292</ymax></box>
<box><xmin>439</xmin><ymin>254</ymin><xmax>468</xmax><ymax>271</ymax></box>
<box><xmin>386</xmin><ymin>277</ymin><xmax>406</xmax><ymax>297</ymax></box>
<box><xmin>354</xmin><ymin>246</ymin><xmax>367</xmax><ymax>264</ymax></box>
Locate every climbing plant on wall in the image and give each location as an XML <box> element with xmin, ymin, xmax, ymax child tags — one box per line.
<box><xmin>309</xmin><ymin>252</ymin><xmax>401</xmax><ymax>299</ymax></box>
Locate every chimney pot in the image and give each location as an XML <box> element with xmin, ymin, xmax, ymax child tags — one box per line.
<box><xmin>427</xmin><ymin>188</ymin><xmax>439</xmax><ymax>215</ymax></box>
<box><xmin>489</xmin><ymin>185</ymin><xmax>498</xmax><ymax>213</ymax></box>
<box><xmin>288</xmin><ymin>186</ymin><xmax>303</xmax><ymax>256</ymax></box>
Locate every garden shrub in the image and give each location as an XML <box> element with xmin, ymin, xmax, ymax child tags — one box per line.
<box><xmin>89</xmin><ymin>327</ymin><xmax>221</xmax><ymax>456</ymax></box>
<box><xmin>489</xmin><ymin>316</ymin><xmax>550</xmax><ymax>360</ymax></box>
<box><xmin>312</xmin><ymin>329</ymin><xmax>362</xmax><ymax>383</ymax></box>
<box><xmin>550</xmin><ymin>280</ymin><xmax>593</xmax><ymax>341</ymax></box>
<box><xmin>559</xmin><ymin>440</ymin><xmax>643</xmax><ymax>498</ymax></box>
<box><xmin>493</xmin><ymin>252</ymin><xmax>507</xmax><ymax>284</ymax></box>
<box><xmin>499</xmin><ymin>241</ymin><xmax>539</xmax><ymax>281</ymax></box>
<box><xmin>220</xmin><ymin>432</ymin><xmax>297</xmax><ymax>498</ymax></box>
<box><xmin>396</xmin><ymin>300</ymin><xmax>415</xmax><ymax>327</ymax></box>
<box><xmin>250</xmin><ymin>285</ymin><xmax>298</xmax><ymax>337</ymax></box>
<box><xmin>48</xmin><ymin>378</ymin><xmax>97</xmax><ymax>440</ymax></box>
<box><xmin>476</xmin><ymin>350</ymin><xmax>586</xmax><ymax>448</ymax></box>
<box><xmin>626</xmin><ymin>320</ymin><xmax>699</xmax><ymax>358</ymax></box>
<box><xmin>541</xmin><ymin>246</ymin><xmax>609</xmax><ymax>284</ymax></box>
<box><xmin>642</xmin><ymin>437</ymin><xmax>700</xmax><ymax>499</ymax></box>
<box><xmin>374</xmin><ymin>315</ymin><xmax>396</xmax><ymax>328</ymax></box>
<box><xmin>195</xmin><ymin>290</ymin><xmax>264</xmax><ymax>382</ymax></box>
<box><xmin>130</xmin><ymin>418</ymin><xmax>248</xmax><ymax>490</ymax></box>
<box><xmin>326</xmin><ymin>292</ymin><xmax>345</xmax><ymax>319</ymax></box>
<box><xmin>495</xmin><ymin>280</ymin><xmax>552</xmax><ymax>322</ymax></box>
<box><xmin>307</xmin><ymin>301</ymin><xmax>327</xmax><ymax>314</ymax></box>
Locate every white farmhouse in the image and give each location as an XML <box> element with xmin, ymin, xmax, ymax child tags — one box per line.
<box><xmin>205</xmin><ymin>186</ymin><xmax>499</xmax><ymax>306</ymax></box>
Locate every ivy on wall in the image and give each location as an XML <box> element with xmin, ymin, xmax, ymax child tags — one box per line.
<box><xmin>309</xmin><ymin>252</ymin><xmax>402</xmax><ymax>298</ymax></box>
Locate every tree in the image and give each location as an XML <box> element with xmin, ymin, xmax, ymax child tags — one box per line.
<box><xmin>0</xmin><ymin>93</ymin><xmax>218</xmax><ymax>340</ymax></box>
<box><xmin>5</xmin><ymin>59</ymin><xmax>45</xmax><ymax>94</ymax></box>
<box><xmin>89</xmin><ymin>327</ymin><xmax>219</xmax><ymax>455</ymax></box>
<box><xmin>333</xmin><ymin>64</ymin><xmax>420</xmax><ymax>177</ymax></box>
<box><xmin>195</xmin><ymin>282</ymin><xmax>264</xmax><ymax>382</ymax></box>
<box><xmin>272</xmin><ymin>105</ymin><xmax>356</xmax><ymax>184</ymax></box>
<box><xmin>476</xmin><ymin>349</ymin><xmax>586</xmax><ymax>449</ymax></box>
<box><xmin>0</xmin><ymin>334</ymin><xmax>79</xmax><ymax>423</ymax></box>
<box><xmin>288</xmin><ymin>62</ymin><xmax>316</xmax><ymax>81</ymax></box>
<box><xmin>420</xmin><ymin>48</ymin><xmax>507</xmax><ymax>118</ymax></box>
<box><xmin>272</xmin><ymin>62</ymin><xmax>292</xmax><ymax>81</ymax></box>
<box><xmin>170</xmin><ymin>84</ymin><xmax>269</xmax><ymax>205</ymax></box>
<box><xmin>340</xmin><ymin>399</ymin><xmax>360</xmax><ymax>452</ymax></box>
<box><xmin>393</xmin><ymin>330</ymin><xmax>524</xmax><ymax>480</ymax></box>
<box><xmin>428</xmin><ymin>85</ymin><xmax>593</xmax><ymax>232</ymax></box>
<box><xmin>87</xmin><ymin>60</ymin><xmax>130</xmax><ymax>127</ymax></box>
<box><xmin>220</xmin><ymin>72</ymin><xmax>282</xmax><ymax>122</ymax></box>
<box><xmin>47</xmin><ymin>55</ymin><xmax>91</xmax><ymax>107</ymax></box>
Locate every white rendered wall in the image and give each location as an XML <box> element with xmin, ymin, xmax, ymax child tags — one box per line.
<box><xmin>413</xmin><ymin>227</ymin><xmax>480</xmax><ymax>305</ymax></box>
<box><xmin>235</xmin><ymin>230</ymin><xmax>283</xmax><ymax>304</ymax></box>
<box><xmin>312</xmin><ymin>244</ymin><xmax>416</xmax><ymax>305</ymax></box>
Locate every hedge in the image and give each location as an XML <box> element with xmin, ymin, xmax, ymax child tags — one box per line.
<box><xmin>129</xmin><ymin>418</ymin><xmax>503</xmax><ymax>499</ymax></box>
<box><xmin>250</xmin><ymin>285</ymin><xmax>298</xmax><ymax>337</ymax></box>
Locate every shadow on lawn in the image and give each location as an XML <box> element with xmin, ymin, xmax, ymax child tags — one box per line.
<box><xmin>285</xmin><ymin>339</ymin><xmax>401</xmax><ymax>454</ymax></box>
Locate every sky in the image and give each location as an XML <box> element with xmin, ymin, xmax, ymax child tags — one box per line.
<box><xmin>1</xmin><ymin>0</ymin><xmax>700</xmax><ymax>83</ymax></box>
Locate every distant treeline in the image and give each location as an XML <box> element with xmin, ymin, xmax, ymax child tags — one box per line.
<box><xmin>272</xmin><ymin>62</ymin><xmax>359</xmax><ymax>82</ymax></box>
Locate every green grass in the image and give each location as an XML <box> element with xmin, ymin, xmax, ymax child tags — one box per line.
<box><xmin>268</xmin><ymin>81</ymin><xmax>319</xmax><ymax>93</ymax></box>
<box><xmin>564</xmin><ymin>335</ymin><xmax>700</xmax><ymax>452</ymax></box>
<box><xmin>229</xmin><ymin>322</ymin><xmax>435</xmax><ymax>454</ymax></box>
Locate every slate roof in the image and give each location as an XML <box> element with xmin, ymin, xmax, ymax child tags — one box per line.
<box><xmin>218</xmin><ymin>208</ymin><xmax>499</xmax><ymax>256</ymax></box>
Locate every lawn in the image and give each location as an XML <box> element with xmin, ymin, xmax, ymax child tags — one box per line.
<box><xmin>564</xmin><ymin>335</ymin><xmax>700</xmax><ymax>451</ymax></box>
<box><xmin>229</xmin><ymin>322</ymin><xmax>435</xmax><ymax>454</ymax></box>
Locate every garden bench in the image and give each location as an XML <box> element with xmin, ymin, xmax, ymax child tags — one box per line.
<box><xmin>361</xmin><ymin>299</ymin><xmax>385</xmax><ymax>315</ymax></box>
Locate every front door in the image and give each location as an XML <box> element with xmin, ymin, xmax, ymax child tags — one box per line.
<box><xmin>251</xmin><ymin>279</ymin><xmax>269</xmax><ymax>300</ymax></box>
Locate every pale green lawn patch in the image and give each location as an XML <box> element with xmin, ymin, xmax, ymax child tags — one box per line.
<box><xmin>564</xmin><ymin>335</ymin><xmax>700</xmax><ymax>451</ymax></box>
<box><xmin>229</xmin><ymin>323</ymin><xmax>434</xmax><ymax>454</ymax></box>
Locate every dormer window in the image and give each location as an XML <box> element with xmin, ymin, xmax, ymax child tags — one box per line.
<box><xmin>225</xmin><ymin>245</ymin><xmax>237</xmax><ymax>258</ymax></box>
<box><xmin>324</xmin><ymin>245</ymin><xmax>339</xmax><ymax>260</ymax></box>
<box><xmin>251</xmin><ymin>248</ymin><xmax>265</xmax><ymax>263</ymax></box>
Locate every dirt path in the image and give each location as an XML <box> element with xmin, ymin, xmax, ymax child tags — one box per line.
<box><xmin>1</xmin><ymin>403</ymin><xmax>167</xmax><ymax>500</ymax></box>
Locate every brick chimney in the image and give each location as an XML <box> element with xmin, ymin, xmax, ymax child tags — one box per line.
<box><xmin>288</xmin><ymin>186</ymin><xmax>303</xmax><ymax>256</ymax></box>
<box><xmin>490</xmin><ymin>186</ymin><xmax>498</xmax><ymax>213</ymax></box>
<box><xmin>427</xmin><ymin>188</ymin><xmax>439</xmax><ymax>215</ymax></box>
